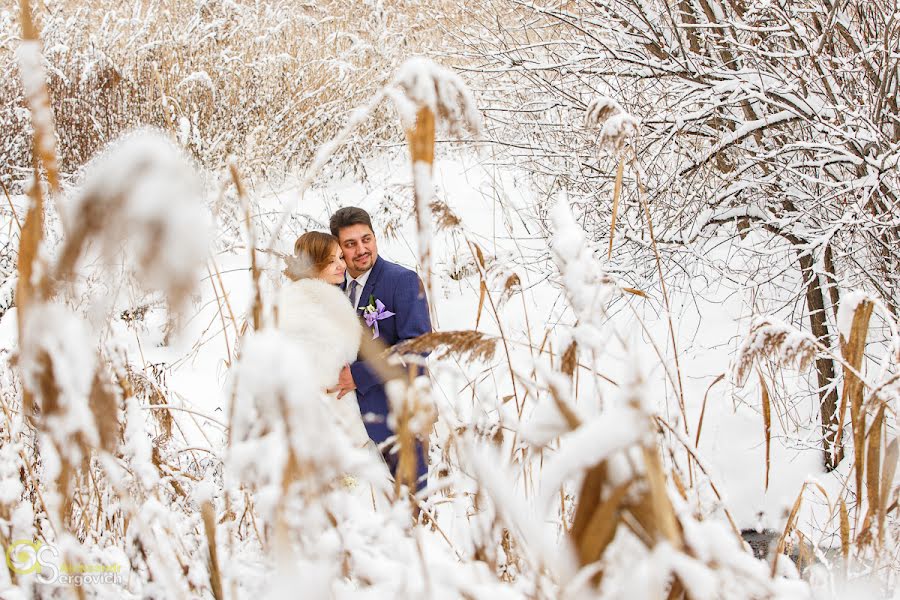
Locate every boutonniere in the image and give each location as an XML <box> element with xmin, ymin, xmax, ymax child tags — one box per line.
<box><xmin>360</xmin><ymin>294</ymin><xmax>395</xmax><ymax>339</ymax></box>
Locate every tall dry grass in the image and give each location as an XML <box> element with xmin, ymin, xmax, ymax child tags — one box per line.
<box><xmin>0</xmin><ymin>0</ymin><xmax>468</xmax><ymax>185</ymax></box>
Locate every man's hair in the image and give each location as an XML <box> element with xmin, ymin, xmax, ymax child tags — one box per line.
<box><xmin>285</xmin><ymin>231</ymin><xmax>339</xmax><ymax>281</ymax></box>
<box><xmin>329</xmin><ymin>207</ymin><xmax>373</xmax><ymax>237</ymax></box>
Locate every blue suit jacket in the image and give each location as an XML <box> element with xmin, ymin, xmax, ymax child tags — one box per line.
<box><xmin>343</xmin><ymin>256</ymin><xmax>431</xmax><ymax>445</ymax></box>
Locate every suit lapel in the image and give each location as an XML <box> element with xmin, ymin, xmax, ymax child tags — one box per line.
<box><xmin>357</xmin><ymin>256</ymin><xmax>385</xmax><ymax>314</ymax></box>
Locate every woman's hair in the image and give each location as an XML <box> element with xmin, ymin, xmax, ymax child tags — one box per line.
<box><xmin>284</xmin><ymin>231</ymin><xmax>339</xmax><ymax>281</ymax></box>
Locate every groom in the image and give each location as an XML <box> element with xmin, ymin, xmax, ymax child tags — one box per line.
<box><xmin>330</xmin><ymin>207</ymin><xmax>431</xmax><ymax>488</ymax></box>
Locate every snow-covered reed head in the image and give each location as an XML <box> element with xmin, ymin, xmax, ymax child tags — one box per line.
<box><xmin>732</xmin><ymin>317</ymin><xmax>818</xmax><ymax>386</ymax></box>
<box><xmin>18</xmin><ymin>303</ymin><xmax>100</xmax><ymax>464</ymax></box>
<box><xmin>57</xmin><ymin>129</ymin><xmax>210</xmax><ymax>313</ymax></box>
<box><xmin>584</xmin><ymin>96</ymin><xmax>639</xmax><ymax>154</ymax></box>
<box><xmin>549</xmin><ymin>195</ymin><xmax>615</xmax><ymax>321</ymax></box>
<box><xmin>389</xmin><ymin>57</ymin><xmax>482</xmax><ymax>138</ymax></box>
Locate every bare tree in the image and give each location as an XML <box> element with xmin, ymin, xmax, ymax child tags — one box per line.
<box><xmin>450</xmin><ymin>0</ymin><xmax>900</xmax><ymax>470</ymax></box>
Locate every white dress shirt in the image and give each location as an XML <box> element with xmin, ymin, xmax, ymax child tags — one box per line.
<box><xmin>345</xmin><ymin>268</ymin><xmax>373</xmax><ymax>312</ymax></box>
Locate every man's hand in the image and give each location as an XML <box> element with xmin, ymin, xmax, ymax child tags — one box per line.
<box><xmin>335</xmin><ymin>365</ymin><xmax>357</xmax><ymax>399</ymax></box>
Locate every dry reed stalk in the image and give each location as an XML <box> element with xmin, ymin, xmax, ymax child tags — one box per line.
<box><xmin>26</xmin><ymin>339</ymin><xmax>98</xmax><ymax>530</ymax></box>
<box><xmin>466</xmin><ymin>240</ymin><xmax>520</xmax><ymax>412</ymax></box>
<box><xmin>499</xmin><ymin>528</ymin><xmax>520</xmax><ymax>581</ymax></box>
<box><xmin>671</xmin><ymin>469</ymin><xmax>688</xmax><ymax>501</ymax></box>
<box><xmin>229</xmin><ymin>162</ymin><xmax>262</xmax><ymax>330</ymax></box>
<box><xmin>634</xmin><ymin>166</ymin><xmax>687</xmax><ymax>426</ymax></box>
<box><xmin>795</xmin><ymin>530</ymin><xmax>813</xmax><ymax>573</ymax></box>
<box><xmin>151</xmin><ymin>447</ymin><xmax>187</xmax><ymax>499</ymax></box>
<box><xmin>639</xmin><ymin>445</ymin><xmax>683</xmax><ymax>549</ymax></box>
<box><xmin>570</xmin><ymin>463</ymin><xmax>608</xmax><ymax>559</ymax></box>
<box><xmin>244</xmin><ymin>491</ymin><xmax>265</xmax><ymax>550</ymax></box>
<box><xmin>476</xmin><ymin>280</ymin><xmax>487</xmax><ymax>330</ymax></box>
<box><xmin>502</xmin><ymin>273</ymin><xmax>522</xmax><ymax>305</ymax></box>
<box><xmin>769</xmin><ymin>481</ymin><xmax>827</xmax><ymax>576</ymax></box>
<box><xmin>15</xmin><ymin>167</ymin><xmax>46</xmax><ymax>343</ymax></box>
<box><xmin>544</xmin><ymin>378</ymin><xmax>582</xmax><ymax>432</ymax></box>
<box><xmin>0</xmin><ymin>388</ymin><xmax>57</xmax><ymax>542</ymax></box>
<box><xmin>839</xmin><ymin>499</ymin><xmax>850</xmax><ymax>571</ymax></box>
<box><xmin>654</xmin><ymin>416</ymin><xmax>742</xmax><ymax>538</ymax></box>
<box><xmin>694</xmin><ymin>373</ymin><xmax>724</xmax><ymax>447</ymax></box>
<box><xmin>759</xmin><ymin>370</ymin><xmax>772</xmax><ymax>491</ymax></box>
<box><xmin>0</xmin><ymin>178</ymin><xmax>22</xmax><ymax>233</ymax></box>
<box><xmin>18</xmin><ymin>0</ymin><xmax>61</xmax><ymax>194</ymax></box>
<box><xmin>607</xmin><ymin>158</ymin><xmax>624</xmax><ymax>260</ymax></box>
<box><xmin>151</xmin><ymin>62</ymin><xmax>177</xmax><ymax>135</ymax></box>
<box><xmin>866</xmin><ymin>406</ymin><xmax>884</xmax><ymax>522</ymax></box>
<box><xmin>577</xmin><ymin>477</ymin><xmax>631</xmax><ymax>570</ymax></box>
<box><xmin>836</xmin><ymin>298</ymin><xmax>874</xmax><ymax>484</ymax></box>
<box><xmin>126</xmin><ymin>366</ymin><xmax>174</xmax><ymax>440</ymax></box>
<box><xmin>406</xmin><ymin>106</ymin><xmax>436</xmax><ymax>311</ymax></box>
<box><xmin>569</xmin><ymin>423</ymin><xmax>691</xmax><ymax>590</ymax></box>
<box><xmin>559</xmin><ymin>488</ymin><xmax>569</xmax><ymax>534</ymax></box>
<box><xmin>147</xmin><ymin>386</ymin><xmax>173</xmax><ymax>442</ymax></box>
<box><xmin>666</xmin><ymin>578</ymin><xmax>686</xmax><ymax>600</ymax></box>
<box><xmin>771</xmin><ymin>484</ymin><xmax>804</xmax><ymax>576</ymax></box>
<box><xmin>205</xmin><ymin>264</ymin><xmax>234</xmax><ymax>366</ymax></box>
<box><xmin>879</xmin><ymin>437</ymin><xmax>898</xmax><ymax>548</ymax></box>
<box><xmin>201</xmin><ymin>500</ymin><xmax>224</xmax><ymax>600</ymax></box>
<box><xmin>620</xmin><ymin>286</ymin><xmax>648</xmax><ymax>298</ymax></box>
<box><xmin>856</xmin><ymin>507</ymin><xmax>874</xmax><ymax>548</ymax></box>
<box><xmin>224</xmin><ymin>383</ymin><xmax>239</xmax><ymax>452</ymax></box>
<box><xmin>394</xmin><ymin>369</ymin><xmax>419</xmax><ymax>497</ymax></box>
<box><xmin>561</xmin><ymin>341</ymin><xmax>578</xmax><ymax>378</ymax></box>
<box><xmin>634</xmin><ymin>163</ymin><xmax>692</xmax><ymax>485</ymax></box>
<box><xmin>89</xmin><ymin>369</ymin><xmax>120</xmax><ymax>453</ymax></box>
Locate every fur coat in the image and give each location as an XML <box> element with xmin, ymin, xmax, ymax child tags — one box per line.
<box><xmin>276</xmin><ymin>278</ymin><xmax>368</xmax><ymax>444</ymax></box>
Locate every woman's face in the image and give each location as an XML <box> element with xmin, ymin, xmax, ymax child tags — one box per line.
<box><xmin>318</xmin><ymin>244</ymin><xmax>346</xmax><ymax>285</ymax></box>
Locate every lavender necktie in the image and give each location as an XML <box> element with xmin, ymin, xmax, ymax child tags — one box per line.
<box><xmin>348</xmin><ymin>279</ymin><xmax>358</xmax><ymax>308</ymax></box>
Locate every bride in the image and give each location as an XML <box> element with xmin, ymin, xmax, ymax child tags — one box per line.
<box><xmin>276</xmin><ymin>231</ymin><xmax>371</xmax><ymax>448</ymax></box>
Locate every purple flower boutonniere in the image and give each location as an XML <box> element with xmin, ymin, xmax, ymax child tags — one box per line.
<box><xmin>360</xmin><ymin>294</ymin><xmax>395</xmax><ymax>339</ymax></box>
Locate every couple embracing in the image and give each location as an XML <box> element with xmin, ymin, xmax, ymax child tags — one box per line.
<box><xmin>277</xmin><ymin>207</ymin><xmax>430</xmax><ymax>491</ymax></box>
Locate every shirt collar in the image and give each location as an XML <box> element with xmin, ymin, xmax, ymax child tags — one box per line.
<box><xmin>347</xmin><ymin>267</ymin><xmax>372</xmax><ymax>288</ymax></box>
<box><xmin>345</xmin><ymin>268</ymin><xmax>372</xmax><ymax>308</ymax></box>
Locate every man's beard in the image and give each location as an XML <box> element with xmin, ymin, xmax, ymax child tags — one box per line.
<box><xmin>348</xmin><ymin>254</ymin><xmax>374</xmax><ymax>277</ymax></box>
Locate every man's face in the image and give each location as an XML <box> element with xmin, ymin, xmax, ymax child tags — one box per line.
<box><xmin>337</xmin><ymin>223</ymin><xmax>378</xmax><ymax>278</ymax></box>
